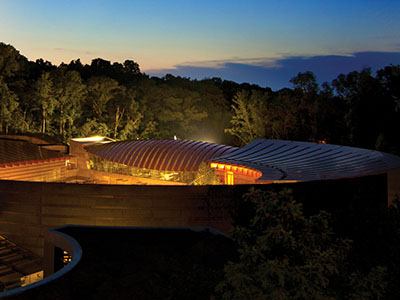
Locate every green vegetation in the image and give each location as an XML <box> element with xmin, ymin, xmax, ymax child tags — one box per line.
<box><xmin>216</xmin><ymin>188</ymin><xmax>391</xmax><ymax>300</ymax></box>
<box><xmin>2</xmin><ymin>41</ymin><xmax>400</xmax><ymax>298</ymax></box>
<box><xmin>1</xmin><ymin>42</ymin><xmax>400</xmax><ymax>155</ymax></box>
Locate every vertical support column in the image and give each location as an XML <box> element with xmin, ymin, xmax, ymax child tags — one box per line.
<box><xmin>43</xmin><ymin>240</ymin><xmax>55</xmax><ymax>278</ymax></box>
<box><xmin>226</xmin><ymin>171</ymin><xmax>234</xmax><ymax>185</ymax></box>
<box><xmin>388</xmin><ymin>168</ymin><xmax>400</xmax><ymax>207</ymax></box>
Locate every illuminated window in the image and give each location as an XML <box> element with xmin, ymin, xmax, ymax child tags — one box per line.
<box><xmin>227</xmin><ymin>171</ymin><xmax>234</xmax><ymax>185</ymax></box>
<box><xmin>63</xmin><ymin>250</ymin><xmax>72</xmax><ymax>265</ymax></box>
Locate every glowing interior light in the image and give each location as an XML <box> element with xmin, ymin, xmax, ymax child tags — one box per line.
<box><xmin>71</xmin><ymin>136</ymin><xmax>113</xmax><ymax>142</ymax></box>
<box><xmin>63</xmin><ymin>250</ymin><xmax>72</xmax><ymax>264</ymax></box>
<box><xmin>227</xmin><ymin>171</ymin><xmax>234</xmax><ymax>185</ymax></box>
<box><xmin>210</xmin><ymin>162</ymin><xmax>262</xmax><ymax>181</ymax></box>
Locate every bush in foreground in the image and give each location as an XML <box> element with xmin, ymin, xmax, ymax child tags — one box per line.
<box><xmin>216</xmin><ymin>188</ymin><xmax>387</xmax><ymax>300</ymax></box>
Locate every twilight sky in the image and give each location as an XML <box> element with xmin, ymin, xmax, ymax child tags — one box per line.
<box><xmin>1</xmin><ymin>0</ymin><xmax>400</xmax><ymax>90</ymax></box>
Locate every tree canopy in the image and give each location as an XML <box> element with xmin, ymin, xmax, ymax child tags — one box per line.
<box><xmin>0</xmin><ymin>41</ymin><xmax>399</xmax><ymax>155</ymax></box>
<box><xmin>216</xmin><ymin>188</ymin><xmax>387</xmax><ymax>300</ymax></box>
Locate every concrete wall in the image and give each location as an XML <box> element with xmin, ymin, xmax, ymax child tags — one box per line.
<box><xmin>0</xmin><ymin>181</ymin><xmax>233</xmax><ymax>256</ymax></box>
<box><xmin>0</xmin><ymin>173</ymin><xmax>389</xmax><ymax>257</ymax></box>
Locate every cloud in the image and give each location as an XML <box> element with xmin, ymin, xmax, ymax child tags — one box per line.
<box><xmin>146</xmin><ymin>51</ymin><xmax>400</xmax><ymax>91</ymax></box>
<box><xmin>177</xmin><ymin>57</ymin><xmax>281</xmax><ymax>69</ymax></box>
<box><xmin>54</xmin><ymin>47</ymin><xmax>94</xmax><ymax>56</ymax></box>
<box><xmin>392</xmin><ymin>42</ymin><xmax>400</xmax><ymax>50</ymax></box>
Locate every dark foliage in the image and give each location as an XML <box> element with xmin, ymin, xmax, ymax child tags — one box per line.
<box><xmin>216</xmin><ymin>188</ymin><xmax>389</xmax><ymax>300</ymax></box>
<box><xmin>1</xmin><ymin>42</ymin><xmax>399</xmax><ymax>154</ymax></box>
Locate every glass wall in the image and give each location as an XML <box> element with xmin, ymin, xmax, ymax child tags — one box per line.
<box><xmin>87</xmin><ymin>154</ymin><xmax>219</xmax><ymax>184</ymax></box>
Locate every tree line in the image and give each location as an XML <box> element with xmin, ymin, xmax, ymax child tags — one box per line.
<box><xmin>1</xmin><ymin>42</ymin><xmax>399</xmax><ymax>154</ymax></box>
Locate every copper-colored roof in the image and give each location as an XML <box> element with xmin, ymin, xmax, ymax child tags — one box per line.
<box><xmin>85</xmin><ymin>140</ymin><xmax>238</xmax><ymax>172</ymax></box>
<box><xmin>0</xmin><ymin>138</ymin><xmax>65</xmax><ymax>165</ymax></box>
<box><xmin>210</xmin><ymin>139</ymin><xmax>400</xmax><ymax>181</ymax></box>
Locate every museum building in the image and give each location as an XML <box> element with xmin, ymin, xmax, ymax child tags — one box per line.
<box><xmin>1</xmin><ymin>135</ymin><xmax>400</xmax><ymax>294</ymax></box>
<box><xmin>1</xmin><ymin>135</ymin><xmax>400</xmax><ymax>187</ymax></box>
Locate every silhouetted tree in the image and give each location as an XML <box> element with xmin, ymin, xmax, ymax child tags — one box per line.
<box><xmin>225</xmin><ymin>90</ymin><xmax>266</xmax><ymax>146</ymax></box>
<box><xmin>0</xmin><ymin>77</ymin><xmax>19</xmax><ymax>133</ymax></box>
<box><xmin>333</xmin><ymin>69</ymin><xmax>387</xmax><ymax>150</ymax></box>
<box><xmin>0</xmin><ymin>42</ymin><xmax>28</xmax><ymax>80</ymax></box>
<box><xmin>34</xmin><ymin>72</ymin><xmax>57</xmax><ymax>134</ymax></box>
<box><xmin>85</xmin><ymin>76</ymin><xmax>120</xmax><ymax>122</ymax></box>
<box><xmin>216</xmin><ymin>188</ymin><xmax>387</xmax><ymax>300</ymax></box>
<box><xmin>107</xmin><ymin>86</ymin><xmax>142</xmax><ymax>139</ymax></box>
<box><xmin>52</xmin><ymin>68</ymin><xmax>86</xmax><ymax>139</ymax></box>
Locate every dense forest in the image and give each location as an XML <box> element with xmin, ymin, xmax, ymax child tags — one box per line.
<box><xmin>2</xmin><ymin>42</ymin><xmax>400</xmax><ymax>298</ymax></box>
<box><xmin>1</xmin><ymin>42</ymin><xmax>399</xmax><ymax>154</ymax></box>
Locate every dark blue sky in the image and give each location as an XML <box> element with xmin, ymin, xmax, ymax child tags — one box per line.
<box><xmin>2</xmin><ymin>0</ymin><xmax>400</xmax><ymax>89</ymax></box>
<box><xmin>147</xmin><ymin>51</ymin><xmax>400</xmax><ymax>90</ymax></box>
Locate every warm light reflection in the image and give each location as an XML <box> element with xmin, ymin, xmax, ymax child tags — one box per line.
<box><xmin>63</xmin><ymin>250</ymin><xmax>72</xmax><ymax>265</ymax></box>
<box><xmin>20</xmin><ymin>270</ymin><xmax>43</xmax><ymax>287</ymax></box>
<box><xmin>227</xmin><ymin>171</ymin><xmax>234</xmax><ymax>185</ymax></box>
<box><xmin>209</xmin><ymin>162</ymin><xmax>262</xmax><ymax>179</ymax></box>
<box><xmin>71</xmin><ymin>136</ymin><xmax>114</xmax><ymax>143</ymax></box>
<box><xmin>162</xmin><ymin>172</ymin><xmax>178</xmax><ymax>180</ymax></box>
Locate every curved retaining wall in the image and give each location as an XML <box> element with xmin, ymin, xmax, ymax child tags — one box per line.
<box><xmin>0</xmin><ymin>180</ymin><xmax>234</xmax><ymax>256</ymax></box>
<box><xmin>0</xmin><ymin>226</ymin><xmax>82</xmax><ymax>299</ymax></box>
<box><xmin>0</xmin><ymin>172</ymin><xmax>392</xmax><ymax>257</ymax></box>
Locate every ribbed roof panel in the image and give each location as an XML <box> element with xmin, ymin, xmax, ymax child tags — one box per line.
<box><xmin>159</xmin><ymin>140</ymin><xmax>191</xmax><ymax>171</ymax></box>
<box><xmin>210</xmin><ymin>139</ymin><xmax>400</xmax><ymax>181</ymax></box>
<box><xmin>85</xmin><ymin>140</ymin><xmax>238</xmax><ymax>172</ymax></box>
<box><xmin>0</xmin><ymin>139</ymin><xmax>64</xmax><ymax>164</ymax></box>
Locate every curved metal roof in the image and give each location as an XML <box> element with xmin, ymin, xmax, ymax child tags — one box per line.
<box><xmin>209</xmin><ymin>139</ymin><xmax>400</xmax><ymax>181</ymax></box>
<box><xmin>85</xmin><ymin>140</ymin><xmax>238</xmax><ymax>172</ymax></box>
<box><xmin>0</xmin><ymin>138</ymin><xmax>65</xmax><ymax>165</ymax></box>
